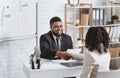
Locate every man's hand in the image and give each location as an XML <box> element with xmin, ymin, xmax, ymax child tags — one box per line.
<box><xmin>56</xmin><ymin>51</ymin><xmax>72</xmax><ymax>60</ymax></box>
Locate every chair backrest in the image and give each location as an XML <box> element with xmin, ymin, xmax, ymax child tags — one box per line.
<box><xmin>97</xmin><ymin>69</ymin><xmax>120</xmax><ymax>78</ymax></box>
<box><xmin>90</xmin><ymin>64</ymin><xmax>120</xmax><ymax>78</ymax></box>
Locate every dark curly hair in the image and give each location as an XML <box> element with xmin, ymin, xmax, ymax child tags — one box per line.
<box><xmin>85</xmin><ymin>27</ymin><xmax>110</xmax><ymax>54</ymax></box>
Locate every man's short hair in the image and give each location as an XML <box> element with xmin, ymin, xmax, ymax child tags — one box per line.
<box><xmin>50</xmin><ymin>16</ymin><xmax>62</xmax><ymax>27</ymax></box>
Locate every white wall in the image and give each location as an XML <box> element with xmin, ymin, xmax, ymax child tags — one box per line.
<box><xmin>37</xmin><ymin>0</ymin><xmax>108</xmax><ymax>36</ymax></box>
<box><xmin>0</xmin><ymin>38</ymin><xmax>36</xmax><ymax>78</ymax></box>
<box><xmin>0</xmin><ymin>0</ymin><xmax>112</xmax><ymax>78</ymax></box>
<box><xmin>37</xmin><ymin>0</ymin><xmax>67</xmax><ymax>36</ymax></box>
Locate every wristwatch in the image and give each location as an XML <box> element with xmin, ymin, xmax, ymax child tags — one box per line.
<box><xmin>68</xmin><ymin>0</ymin><xmax>79</xmax><ymax>6</ymax></box>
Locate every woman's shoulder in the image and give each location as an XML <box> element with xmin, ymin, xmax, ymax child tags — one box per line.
<box><xmin>84</xmin><ymin>48</ymin><xmax>110</xmax><ymax>61</ymax></box>
<box><xmin>84</xmin><ymin>49</ymin><xmax>95</xmax><ymax>59</ymax></box>
<box><xmin>85</xmin><ymin>48</ymin><xmax>110</xmax><ymax>54</ymax></box>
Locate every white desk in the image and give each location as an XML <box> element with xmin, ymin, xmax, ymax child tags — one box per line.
<box><xmin>22</xmin><ymin>59</ymin><xmax>83</xmax><ymax>78</ymax></box>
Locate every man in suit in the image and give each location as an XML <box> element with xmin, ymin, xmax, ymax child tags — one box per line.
<box><xmin>40</xmin><ymin>16</ymin><xmax>73</xmax><ymax>60</ymax></box>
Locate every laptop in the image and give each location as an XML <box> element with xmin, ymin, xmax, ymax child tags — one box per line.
<box><xmin>60</xmin><ymin>61</ymin><xmax>83</xmax><ymax>67</ymax></box>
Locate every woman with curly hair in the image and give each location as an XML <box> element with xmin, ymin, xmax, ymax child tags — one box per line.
<box><xmin>71</xmin><ymin>27</ymin><xmax>111</xmax><ymax>78</ymax></box>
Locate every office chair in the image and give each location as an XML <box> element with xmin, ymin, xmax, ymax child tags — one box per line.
<box><xmin>90</xmin><ymin>64</ymin><xmax>120</xmax><ymax>78</ymax></box>
<box><xmin>97</xmin><ymin>69</ymin><xmax>120</xmax><ymax>78</ymax></box>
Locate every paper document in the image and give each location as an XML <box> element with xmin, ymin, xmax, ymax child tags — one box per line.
<box><xmin>67</xmin><ymin>49</ymin><xmax>81</xmax><ymax>54</ymax></box>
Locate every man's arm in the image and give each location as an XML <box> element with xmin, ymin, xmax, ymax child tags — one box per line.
<box><xmin>61</xmin><ymin>34</ymin><xmax>73</xmax><ymax>50</ymax></box>
<box><xmin>56</xmin><ymin>51</ymin><xmax>71</xmax><ymax>60</ymax></box>
<box><xmin>40</xmin><ymin>34</ymin><xmax>73</xmax><ymax>60</ymax></box>
<box><xmin>68</xmin><ymin>36</ymin><xmax>73</xmax><ymax>48</ymax></box>
<box><xmin>40</xmin><ymin>35</ymin><xmax>56</xmax><ymax>59</ymax></box>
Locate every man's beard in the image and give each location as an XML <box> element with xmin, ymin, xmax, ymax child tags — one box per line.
<box><xmin>52</xmin><ymin>32</ymin><xmax>62</xmax><ymax>37</ymax></box>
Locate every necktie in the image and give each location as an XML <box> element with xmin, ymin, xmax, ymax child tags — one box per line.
<box><xmin>56</xmin><ymin>37</ymin><xmax>60</xmax><ymax>50</ymax></box>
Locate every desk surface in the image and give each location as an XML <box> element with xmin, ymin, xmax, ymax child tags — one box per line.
<box><xmin>22</xmin><ymin>59</ymin><xmax>83</xmax><ymax>78</ymax></box>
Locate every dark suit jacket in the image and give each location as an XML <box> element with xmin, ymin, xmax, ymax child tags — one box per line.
<box><xmin>40</xmin><ymin>31</ymin><xmax>73</xmax><ymax>59</ymax></box>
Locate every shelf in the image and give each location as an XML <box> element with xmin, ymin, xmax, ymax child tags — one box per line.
<box><xmin>110</xmin><ymin>42</ymin><xmax>120</xmax><ymax>44</ymax></box>
<box><xmin>66</xmin><ymin>22</ymin><xmax>73</xmax><ymax>25</ymax></box>
<box><xmin>66</xmin><ymin>24</ymin><xmax>120</xmax><ymax>30</ymax></box>
<box><xmin>92</xmin><ymin>24</ymin><xmax>120</xmax><ymax>27</ymax></box>
<box><xmin>75</xmin><ymin>43</ymin><xmax>85</xmax><ymax>47</ymax></box>
<box><xmin>67</xmin><ymin>24</ymin><xmax>91</xmax><ymax>28</ymax></box>
<box><xmin>65</xmin><ymin>4</ymin><xmax>120</xmax><ymax>9</ymax></box>
<box><xmin>74</xmin><ymin>25</ymin><xmax>91</xmax><ymax>28</ymax></box>
<box><xmin>65</xmin><ymin>4</ymin><xmax>90</xmax><ymax>9</ymax></box>
<box><xmin>93</xmin><ymin>5</ymin><xmax>120</xmax><ymax>8</ymax></box>
<box><xmin>110</xmin><ymin>42</ymin><xmax>120</xmax><ymax>48</ymax></box>
<box><xmin>65</xmin><ymin>3</ymin><xmax>120</xmax><ymax>49</ymax></box>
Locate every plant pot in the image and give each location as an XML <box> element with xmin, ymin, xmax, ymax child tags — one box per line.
<box><xmin>77</xmin><ymin>40</ymin><xmax>82</xmax><ymax>45</ymax></box>
<box><xmin>113</xmin><ymin>20</ymin><xmax>117</xmax><ymax>24</ymax></box>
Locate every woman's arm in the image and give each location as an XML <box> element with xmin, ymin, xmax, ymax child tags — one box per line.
<box><xmin>70</xmin><ymin>53</ymin><xmax>84</xmax><ymax>61</ymax></box>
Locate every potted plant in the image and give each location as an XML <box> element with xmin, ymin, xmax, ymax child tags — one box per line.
<box><xmin>111</xmin><ymin>15</ymin><xmax>119</xmax><ymax>23</ymax></box>
<box><xmin>77</xmin><ymin>37</ymin><xmax>82</xmax><ymax>45</ymax></box>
